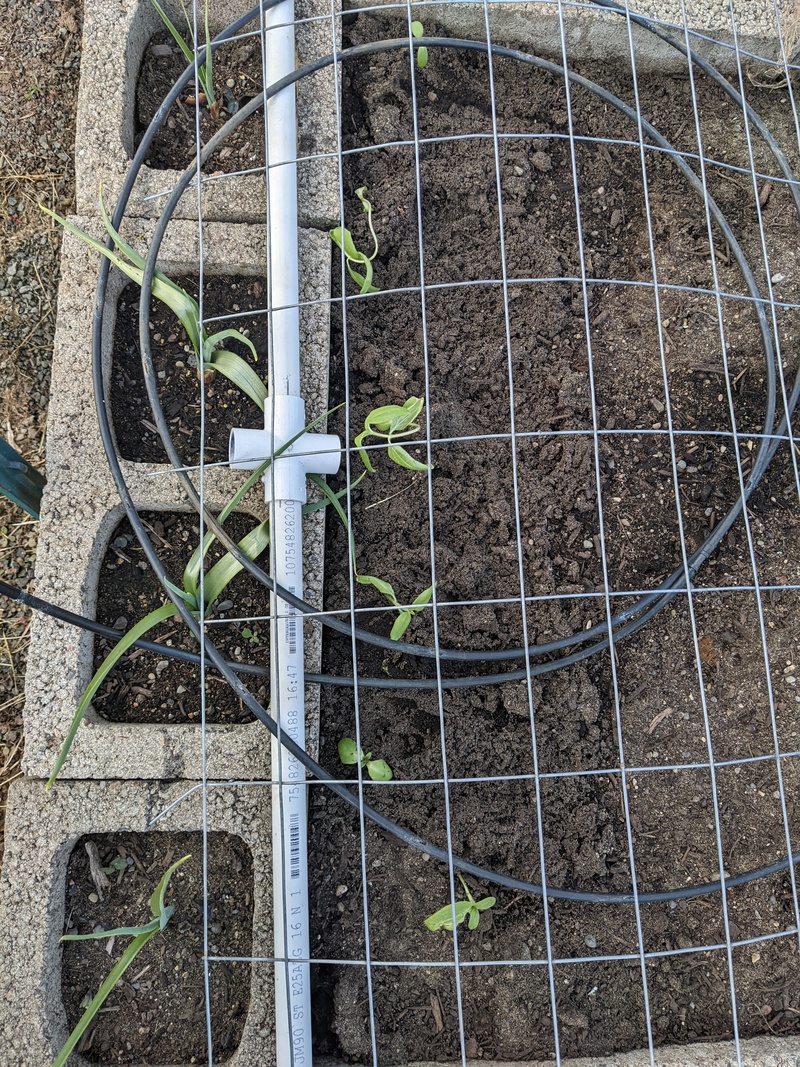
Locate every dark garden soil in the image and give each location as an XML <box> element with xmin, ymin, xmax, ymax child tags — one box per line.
<box><xmin>92</xmin><ymin>510</ymin><xmax>267</xmax><ymax>724</ymax></box>
<box><xmin>111</xmin><ymin>275</ymin><xmax>267</xmax><ymax>465</ymax></box>
<box><xmin>136</xmin><ymin>30</ymin><xmax>266</xmax><ymax>174</ymax></box>
<box><xmin>308</xmin><ymin>11</ymin><xmax>800</xmax><ymax>1063</ymax></box>
<box><xmin>61</xmin><ymin>831</ymin><xmax>253</xmax><ymax>1063</ymax></box>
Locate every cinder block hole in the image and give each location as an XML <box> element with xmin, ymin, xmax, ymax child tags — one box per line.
<box><xmin>61</xmin><ymin>831</ymin><xmax>254</xmax><ymax>1064</ymax></box>
<box><xmin>92</xmin><ymin>509</ymin><xmax>269</xmax><ymax>723</ymax></box>
<box><xmin>111</xmin><ymin>276</ymin><xmax>266</xmax><ymax>464</ymax></box>
<box><xmin>135</xmin><ymin>29</ymin><xmax>266</xmax><ymax>174</ymax></box>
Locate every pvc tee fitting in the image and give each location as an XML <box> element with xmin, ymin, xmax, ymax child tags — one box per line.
<box><xmin>229</xmin><ymin>395</ymin><xmax>341</xmax><ymax>503</ymax></box>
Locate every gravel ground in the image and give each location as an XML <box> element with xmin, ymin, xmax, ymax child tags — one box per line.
<box><xmin>0</xmin><ymin>0</ymin><xmax>82</xmax><ymax>862</ymax></box>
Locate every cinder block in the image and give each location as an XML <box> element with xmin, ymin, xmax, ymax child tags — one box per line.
<box><xmin>23</xmin><ymin>217</ymin><xmax>330</xmax><ymax>781</ymax></box>
<box><xmin>0</xmin><ymin>777</ymin><xmax>275</xmax><ymax>1067</ymax></box>
<box><xmin>74</xmin><ymin>0</ymin><xmax>341</xmax><ymax>225</ymax></box>
<box><xmin>349</xmin><ymin>0</ymin><xmax>794</xmax><ymax>73</ymax></box>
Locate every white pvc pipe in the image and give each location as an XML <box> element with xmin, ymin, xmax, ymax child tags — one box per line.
<box><xmin>264</xmin><ymin>3</ymin><xmax>311</xmax><ymax>1064</ymax></box>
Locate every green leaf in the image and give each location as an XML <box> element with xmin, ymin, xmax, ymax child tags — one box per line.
<box><xmin>162</xmin><ymin>576</ymin><xmax>198</xmax><ymax>609</ymax></box>
<box><xmin>207</xmin><ymin>349</ymin><xmax>267</xmax><ymax>410</ymax></box>
<box><xmin>51</xmin><ymin>855</ymin><xmax>189</xmax><ymax>1067</ymax></box>
<box><xmin>424</xmin><ymin>900</ymin><xmax>474</xmax><ymax>932</ymax></box>
<box><xmin>476</xmin><ymin>896</ymin><xmax>496</xmax><ymax>911</ymax></box>
<box><xmin>61</xmin><ymin>918</ymin><xmax>160</xmax><ymax>941</ymax></box>
<box><xmin>387</xmin><ymin>443</ymin><xmax>430</xmax><ymax>471</ymax></box>
<box><xmin>201</xmin><ymin>519</ymin><xmax>270</xmax><ymax>610</ymax></box>
<box><xmin>389</xmin><ymin>610</ymin><xmax>412</xmax><ymax>642</ymax></box>
<box><xmin>417</xmin><ymin>46</ymin><xmax>428</xmax><ymax>69</ymax></box>
<box><xmin>203</xmin><ymin>0</ymin><xmax>216</xmax><ymax>113</ymax></box>
<box><xmin>204</xmin><ymin>327</ymin><xmax>258</xmax><ymax>363</ymax></box>
<box><xmin>357</xmin><ymin>573</ymin><xmax>398</xmax><ymax>604</ymax></box>
<box><xmin>468</xmin><ymin>906</ymin><xmax>480</xmax><ymax>930</ymax></box>
<box><xmin>411</xmin><ymin>20</ymin><xmax>424</xmax><ymax>37</ymax></box>
<box><xmin>412</xmin><ymin>585</ymin><xmax>434</xmax><ymax>607</ymax></box>
<box><xmin>329</xmin><ymin>225</ymin><xmax>364</xmax><ymax>262</ymax></box>
<box><xmin>149</xmin><ymin>854</ymin><xmax>192</xmax><ymax>927</ymax></box>
<box><xmin>338</xmin><ymin>737</ymin><xmax>361</xmax><ymax>766</ymax></box>
<box><xmin>366</xmin><ymin>758</ymin><xmax>393</xmax><ymax>782</ymax></box>
<box><xmin>150</xmin><ymin>0</ymin><xmax>195</xmax><ymax>67</ymax></box>
<box><xmin>47</xmin><ymin>602</ymin><xmax>178</xmax><ymax>789</ymax></box>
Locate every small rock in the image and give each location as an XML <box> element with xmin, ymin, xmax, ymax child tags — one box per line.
<box><xmin>335</xmin><ymin>884</ymin><xmax>348</xmax><ymax>897</ymax></box>
<box><xmin>150</xmin><ymin>43</ymin><xmax>173</xmax><ymax>57</ymax></box>
<box><xmin>113</xmin><ymin>616</ymin><xmax>127</xmax><ymax>630</ymax></box>
<box><xmin>513</xmin><ymin>165</ymin><xmax>524</xmax><ymax>176</ymax></box>
<box><xmin>88</xmin><ymin>892</ymin><xmax>99</xmax><ymax>903</ymax></box>
<box><xmin>531</xmin><ymin>151</ymin><xmax>552</xmax><ymax>172</ymax></box>
<box><xmin>585</xmin><ymin>934</ymin><xmax>597</xmax><ymax>948</ymax></box>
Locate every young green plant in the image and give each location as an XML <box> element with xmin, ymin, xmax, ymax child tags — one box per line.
<box><xmin>52</xmin><ymin>855</ymin><xmax>190</xmax><ymax>1067</ymax></box>
<box><xmin>338</xmin><ymin>737</ymin><xmax>393</xmax><ymax>781</ymax></box>
<box><xmin>411</xmin><ymin>20</ymin><xmax>428</xmax><ymax>69</ymax></box>
<box><xmin>150</xmin><ymin>0</ymin><xmax>219</xmax><ymax>118</ymax></box>
<box><xmin>310</xmin><ymin>397</ymin><xmax>433</xmax><ymax>641</ymax></box>
<box><xmin>424</xmin><ymin>873</ymin><xmax>496</xmax><ymax>932</ymax></box>
<box><xmin>40</xmin><ymin>189</ymin><xmax>267</xmax><ymax>410</ymax></box>
<box><xmin>329</xmin><ymin>186</ymin><xmax>380</xmax><ymax>295</ymax></box>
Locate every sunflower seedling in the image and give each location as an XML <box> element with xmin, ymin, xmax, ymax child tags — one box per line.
<box><xmin>41</xmin><ymin>188</ymin><xmax>267</xmax><ymax>410</ymax></box>
<box><xmin>424</xmin><ymin>873</ymin><xmax>496</xmax><ymax>932</ymax></box>
<box><xmin>150</xmin><ymin>0</ymin><xmax>219</xmax><ymax>118</ymax></box>
<box><xmin>329</xmin><ymin>186</ymin><xmax>380</xmax><ymax>294</ymax></box>
<box><xmin>411</xmin><ymin>20</ymin><xmax>428</xmax><ymax>69</ymax></box>
<box><xmin>355</xmin><ymin>395</ymin><xmax>431</xmax><ymax>473</ymax></box>
<box><xmin>310</xmin><ymin>396</ymin><xmax>433</xmax><ymax>640</ymax></box>
<box><xmin>338</xmin><ymin>737</ymin><xmax>393</xmax><ymax>781</ymax></box>
<box><xmin>52</xmin><ymin>855</ymin><xmax>190</xmax><ymax>1067</ymax></box>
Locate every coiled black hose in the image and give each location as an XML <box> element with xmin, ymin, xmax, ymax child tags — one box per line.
<box><xmin>38</xmin><ymin>0</ymin><xmax>800</xmax><ymax>902</ymax></box>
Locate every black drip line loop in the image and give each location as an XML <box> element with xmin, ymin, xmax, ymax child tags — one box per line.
<box><xmin>77</xmin><ymin>0</ymin><xmax>800</xmax><ymax>902</ymax></box>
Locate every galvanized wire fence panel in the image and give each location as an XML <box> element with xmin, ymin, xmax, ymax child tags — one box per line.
<box><xmin>123</xmin><ymin>0</ymin><xmax>800</xmax><ymax>1063</ymax></box>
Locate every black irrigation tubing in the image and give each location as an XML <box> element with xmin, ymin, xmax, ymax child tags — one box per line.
<box><xmin>40</xmin><ymin>0</ymin><xmax>795</xmax><ymax>902</ymax></box>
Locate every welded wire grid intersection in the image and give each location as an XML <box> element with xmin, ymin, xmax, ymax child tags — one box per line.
<box><xmin>130</xmin><ymin>0</ymin><xmax>800</xmax><ymax>1062</ymax></box>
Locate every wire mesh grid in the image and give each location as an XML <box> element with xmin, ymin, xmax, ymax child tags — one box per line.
<box><xmin>73</xmin><ymin>0</ymin><xmax>800</xmax><ymax>1061</ymax></box>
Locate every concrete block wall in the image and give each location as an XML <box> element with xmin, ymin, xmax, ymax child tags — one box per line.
<box><xmin>23</xmin><ymin>218</ymin><xmax>331</xmax><ymax>783</ymax></box>
<box><xmin>75</xmin><ymin>0</ymin><xmax>341</xmax><ymax>224</ymax></box>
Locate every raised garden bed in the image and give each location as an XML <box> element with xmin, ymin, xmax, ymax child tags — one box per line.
<box><xmin>307</xmin><ymin>11</ymin><xmax>800</xmax><ymax>1061</ymax></box>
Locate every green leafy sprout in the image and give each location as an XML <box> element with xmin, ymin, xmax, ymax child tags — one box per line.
<box><xmin>337</xmin><ymin>737</ymin><xmax>393</xmax><ymax>781</ymax></box>
<box><xmin>52</xmin><ymin>855</ymin><xmax>190</xmax><ymax>1067</ymax></box>
<box><xmin>329</xmin><ymin>186</ymin><xmax>380</xmax><ymax>295</ymax></box>
<box><xmin>150</xmin><ymin>0</ymin><xmax>219</xmax><ymax>119</ymax></box>
<box><xmin>40</xmin><ymin>188</ymin><xmax>267</xmax><ymax>411</ymax></box>
<box><xmin>411</xmin><ymin>20</ymin><xmax>428</xmax><ymax>69</ymax></box>
<box><xmin>310</xmin><ymin>397</ymin><xmax>433</xmax><ymax>641</ymax></box>
<box><xmin>424</xmin><ymin>873</ymin><xmax>496</xmax><ymax>932</ymax></box>
<box><xmin>354</xmin><ymin>395</ymin><xmax>431</xmax><ymax>474</ymax></box>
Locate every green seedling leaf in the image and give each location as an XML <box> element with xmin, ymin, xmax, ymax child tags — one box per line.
<box><xmin>338</xmin><ymin>738</ymin><xmax>393</xmax><ymax>781</ymax></box>
<box><xmin>162</xmin><ymin>576</ymin><xmax>198</xmax><ymax>609</ymax></box>
<box><xmin>424</xmin><ymin>900</ymin><xmax>474</xmax><ymax>932</ymax></box>
<box><xmin>47</xmin><ymin>602</ymin><xmax>178</xmax><ymax>789</ymax></box>
<box><xmin>365</xmin><ymin>758</ymin><xmax>393</xmax><ymax>781</ymax></box>
<box><xmin>101</xmin><ymin>856</ymin><xmax>128</xmax><ymax>875</ymax></box>
<box><xmin>410</xmin><ymin>21</ymin><xmax>428</xmax><ymax>68</ymax></box>
<box><xmin>201</xmin><ymin>519</ymin><xmax>270</xmax><ymax>610</ymax></box>
<box><xmin>424</xmin><ymin>874</ymin><xmax>495</xmax><ymax>932</ymax></box>
<box><xmin>386</xmin><ymin>443</ymin><xmax>430</xmax><ymax>471</ymax></box>
<box><xmin>338</xmin><ymin>737</ymin><xmax>360</xmax><ymax>765</ymax></box>
<box><xmin>355</xmin><ymin>397</ymin><xmax>430</xmax><ymax>473</ymax></box>
<box><xmin>61</xmin><ymin>918</ymin><xmax>161</xmax><ymax>941</ymax></box>
<box><xmin>204</xmin><ymin>327</ymin><xmax>258</xmax><ymax>363</ymax></box>
<box><xmin>389</xmin><ymin>610</ymin><xmax>413</xmax><ymax>642</ymax></box>
<box><xmin>51</xmin><ymin>855</ymin><xmax>190</xmax><ymax>1067</ymax></box>
<box><xmin>356</xmin><ymin>573</ymin><xmax>399</xmax><ymax>604</ymax></box>
<box><xmin>329</xmin><ymin>186</ymin><xmax>381</xmax><ymax>294</ymax></box>
<box><xmin>207</xmin><ymin>349</ymin><xmax>267</xmax><ymax>410</ymax></box>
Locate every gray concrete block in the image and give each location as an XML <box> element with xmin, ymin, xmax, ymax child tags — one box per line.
<box><xmin>350</xmin><ymin>0</ymin><xmax>796</xmax><ymax>73</ymax></box>
<box><xmin>0</xmin><ymin>777</ymin><xmax>275</xmax><ymax>1067</ymax></box>
<box><xmin>23</xmin><ymin>217</ymin><xmax>331</xmax><ymax>781</ymax></box>
<box><xmin>74</xmin><ymin>0</ymin><xmax>340</xmax><ymax>226</ymax></box>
